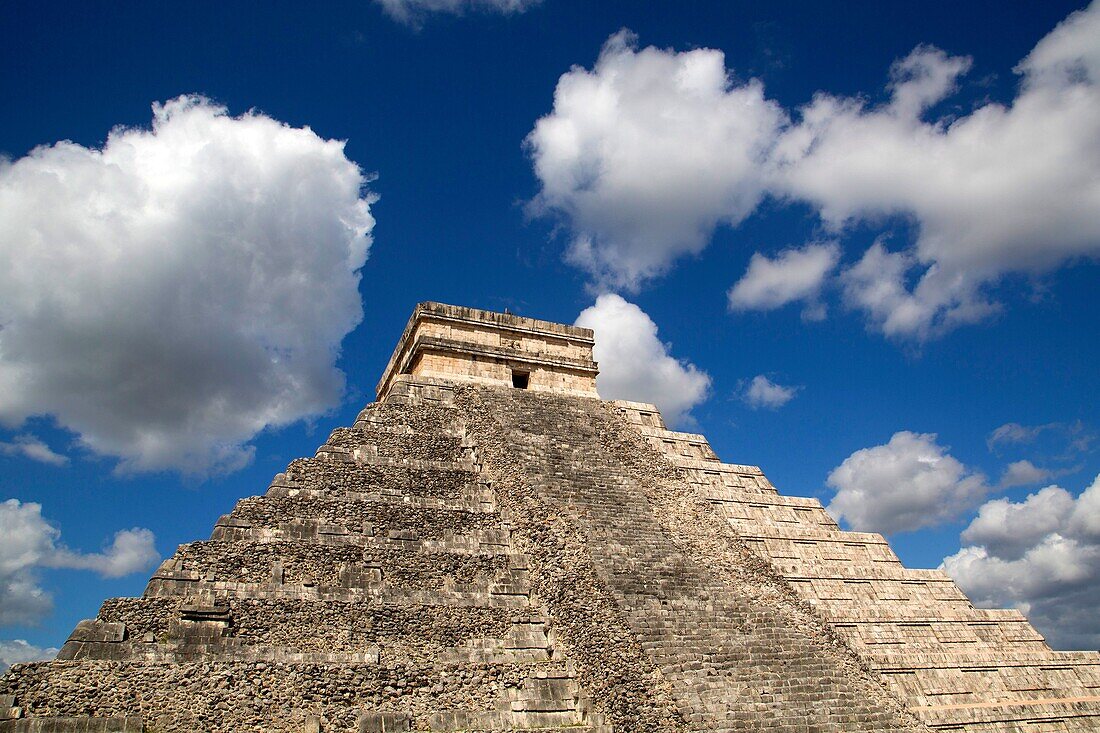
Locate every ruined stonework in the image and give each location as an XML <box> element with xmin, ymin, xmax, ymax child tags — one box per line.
<box><xmin>3</xmin><ymin>302</ymin><xmax>1099</xmax><ymax>732</ymax></box>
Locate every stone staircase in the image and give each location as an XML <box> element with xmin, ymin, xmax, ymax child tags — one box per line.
<box><xmin>615</xmin><ymin>398</ymin><xmax>1100</xmax><ymax>732</ymax></box>
<box><xmin>458</xmin><ymin>386</ymin><xmax>925</xmax><ymax>733</ymax></box>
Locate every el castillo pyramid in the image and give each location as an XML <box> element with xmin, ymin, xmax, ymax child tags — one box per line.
<box><xmin>3</xmin><ymin>302</ymin><xmax>1099</xmax><ymax>732</ymax></box>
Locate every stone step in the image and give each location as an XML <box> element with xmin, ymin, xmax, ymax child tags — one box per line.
<box><xmin>265</xmin><ymin>483</ymin><xmax>497</xmax><ymax>515</ymax></box>
<box><xmin>142</xmin><ymin>578</ymin><xmax>535</xmax><ymax>608</ymax></box>
<box><xmin>915</xmin><ymin>694</ymin><xmax>1100</xmax><ymax>728</ymax></box>
<box><xmin>210</xmin><ymin>517</ymin><xmax>516</xmax><ymax>557</ymax></box>
<box><xmin>278</xmin><ymin>456</ymin><xmax>479</xmax><ymax>502</ymax></box>
<box><xmin>319</xmin><ymin>423</ymin><xmax>467</xmax><ymax>463</ymax></box>
<box><xmin>429</xmin><ymin>671</ymin><xmax>593</xmax><ymax>731</ymax></box>
<box><xmin>880</xmin><ymin>665</ymin><xmax>1098</xmax><ymax>704</ymax></box>
<box><xmin>157</xmin><ymin>539</ymin><xmax>520</xmax><ymax>592</ymax></box>
<box><xmin>2</xmin><ymin>658</ymin><xmax>580</xmax><ymax>732</ymax></box>
<box><xmin>0</xmin><ymin>717</ymin><xmax>143</xmax><ymax>732</ymax></box>
<box><xmin>867</xmin><ymin>649</ymin><xmax>1100</xmax><ymax>670</ymax></box>
<box><xmin>223</xmin><ymin>495</ymin><xmax>506</xmax><ymax>540</ymax></box>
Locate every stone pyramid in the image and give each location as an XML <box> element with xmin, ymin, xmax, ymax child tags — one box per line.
<box><xmin>3</xmin><ymin>302</ymin><xmax>1099</xmax><ymax>732</ymax></box>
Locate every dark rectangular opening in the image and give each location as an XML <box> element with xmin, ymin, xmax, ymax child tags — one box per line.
<box><xmin>511</xmin><ymin>370</ymin><xmax>529</xmax><ymax>389</ymax></box>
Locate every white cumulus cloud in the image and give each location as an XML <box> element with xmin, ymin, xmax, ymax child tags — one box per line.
<box><xmin>49</xmin><ymin>527</ymin><xmax>159</xmax><ymax>578</ymax></box>
<box><xmin>376</xmin><ymin>0</ymin><xmax>540</xmax><ymax>26</ymax></box>
<box><xmin>0</xmin><ymin>499</ymin><xmax>55</xmax><ymax>625</ymax></box>
<box><xmin>728</xmin><ymin>242</ymin><xmax>839</xmax><ymax>321</ymax></box>
<box><xmin>826</xmin><ymin>431</ymin><xmax>990</xmax><ymax>534</ymax></box>
<box><xmin>0</xmin><ymin>95</ymin><xmax>376</xmax><ymax>475</ymax></box>
<box><xmin>942</xmin><ymin>474</ymin><xmax>1100</xmax><ymax>649</ymax></box>
<box><xmin>999</xmin><ymin>459</ymin><xmax>1054</xmax><ymax>488</ymax></box>
<box><xmin>837</xmin><ymin>240</ymin><xmax>1001</xmax><ymax>339</ymax></box>
<box><xmin>0</xmin><ymin>435</ymin><xmax>68</xmax><ymax>466</ymax></box>
<box><xmin>959</xmin><ymin>485</ymin><xmax>1077</xmax><ymax>560</ymax></box>
<box><xmin>0</xmin><ymin>639</ymin><xmax>58</xmax><ymax>674</ymax></box>
<box><xmin>741</xmin><ymin>375</ymin><xmax>799</xmax><ymax>410</ymax></box>
<box><xmin>774</xmin><ymin>8</ymin><xmax>1100</xmax><ymax>339</ymax></box>
<box><xmin>576</xmin><ymin>294</ymin><xmax>710</xmax><ymax>425</ymax></box>
<box><xmin>527</xmin><ymin>30</ymin><xmax>786</xmax><ymax>291</ymax></box>
<box><xmin>0</xmin><ymin>499</ymin><xmax>158</xmax><ymax>626</ymax></box>
<box><xmin>530</xmin><ymin>4</ymin><xmax>1100</xmax><ymax>339</ymax></box>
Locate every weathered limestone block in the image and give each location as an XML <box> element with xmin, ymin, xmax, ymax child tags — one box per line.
<box><xmin>55</xmin><ymin>621</ymin><xmax>128</xmax><ymax>662</ymax></box>
<box><xmin>65</xmin><ymin>620</ymin><xmax>126</xmax><ymax>644</ymax></box>
<box><xmin>357</xmin><ymin>711</ymin><xmax>411</xmax><ymax>732</ymax></box>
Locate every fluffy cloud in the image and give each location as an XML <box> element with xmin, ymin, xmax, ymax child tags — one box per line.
<box><xmin>49</xmin><ymin>528</ymin><xmax>159</xmax><ymax>578</ymax></box>
<box><xmin>999</xmin><ymin>459</ymin><xmax>1053</xmax><ymax>488</ymax></box>
<box><xmin>959</xmin><ymin>485</ymin><xmax>1076</xmax><ymax>560</ymax></box>
<box><xmin>775</xmin><ymin>7</ymin><xmax>1100</xmax><ymax>338</ymax></box>
<box><xmin>0</xmin><ymin>499</ymin><xmax>158</xmax><ymax>625</ymax></box>
<box><xmin>838</xmin><ymin>241</ymin><xmax>1000</xmax><ymax>339</ymax></box>
<box><xmin>826</xmin><ymin>431</ymin><xmax>990</xmax><ymax>534</ymax></box>
<box><xmin>741</xmin><ymin>375</ymin><xmax>799</xmax><ymax>410</ymax></box>
<box><xmin>942</xmin><ymin>475</ymin><xmax>1100</xmax><ymax>649</ymax></box>
<box><xmin>728</xmin><ymin>242</ymin><xmax>839</xmax><ymax>320</ymax></box>
<box><xmin>575</xmin><ymin>294</ymin><xmax>710</xmax><ymax>425</ymax></box>
<box><xmin>0</xmin><ymin>96</ymin><xmax>375</xmax><ymax>475</ymax></box>
<box><xmin>0</xmin><ymin>499</ymin><xmax>65</xmax><ymax>624</ymax></box>
<box><xmin>530</xmin><ymin>4</ymin><xmax>1100</xmax><ymax>338</ymax></box>
<box><xmin>527</xmin><ymin>30</ymin><xmax>786</xmax><ymax>290</ymax></box>
<box><xmin>0</xmin><ymin>639</ymin><xmax>58</xmax><ymax>673</ymax></box>
<box><xmin>0</xmin><ymin>435</ymin><xmax>67</xmax><ymax>466</ymax></box>
<box><xmin>376</xmin><ymin>0</ymin><xmax>540</xmax><ymax>25</ymax></box>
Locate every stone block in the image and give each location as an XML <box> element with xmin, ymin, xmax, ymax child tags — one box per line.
<box><xmin>66</xmin><ymin>620</ymin><xmax>126</xmax><ymax>643</ymax></box>
<box><xmin>357</xmin><ymin>711</ymin><xmax>411</xmax><ymax>732</ymax></box>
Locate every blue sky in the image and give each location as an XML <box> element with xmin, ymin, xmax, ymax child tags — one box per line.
<box><xmin>1</xmin><ymin>0</ymin><xmax>1098</xmax><ymax>664</ymax></box>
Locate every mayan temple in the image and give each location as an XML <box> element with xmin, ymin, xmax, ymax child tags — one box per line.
<box><xmin>3</xmin><ymin>301</ymin><xmax>1099</xmax><ymax>732</ymax></box>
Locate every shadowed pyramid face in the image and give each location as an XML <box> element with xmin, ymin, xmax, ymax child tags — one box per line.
<box><xmin>3</xmin><ymin>303</ymin><xmax>1100</xmax><ymax>733</ymax></box>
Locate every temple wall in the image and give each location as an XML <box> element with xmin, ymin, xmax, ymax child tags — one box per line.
<box><xmin>376</xmin><ymin>302</ymin><xmax>599</xmax><ymax>399</ymax></box>
<box><xmin>409</xmin><ymin>351</ymin><xmax>598</xmax><ymax>395</ymax></box>
<box><xmin>413</xmin><ymin>318</ymin><xmax>593</xmax><ymax>363</ymax></box>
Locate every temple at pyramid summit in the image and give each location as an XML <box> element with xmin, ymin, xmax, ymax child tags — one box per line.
<box><xmin>4</xmin><ymin>301</ymin><xmax>1100</xmax><ymax>732</ymax></box>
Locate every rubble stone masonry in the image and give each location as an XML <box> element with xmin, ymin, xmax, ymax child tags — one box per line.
<box><xmin>2</xmin><ymin>302</ymin><xmax>1098</xmax><ymax>732</ymax></box>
